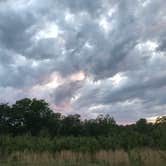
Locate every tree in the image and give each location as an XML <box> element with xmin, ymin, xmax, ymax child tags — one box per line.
<box><xmin>47</xmin><ymin>113</ymin><xmax>62</xmax><ymax>137</ymax></box>
<box><xmin>0</xmin><ymin>103</ymin><xmax>11</xmax><ymax>134</ymax></box>
<box><xmin>156</xmin><ymin>116</ymin><xmax>166</xmax><ymax>124</ymax></box>
<box><xmin>60</xmin><ymin>114</ymin><xmax>82</xmax><ymax>136</ymax></box>
<box><xmin>12</xmin><ymin>98</ymin><xmax>53</xmax><ymax>135</ymax></box>
<box><xmin>135</xmin><ymin>118</ymin><xmax>148</xmax><ymax>133</ymax></box>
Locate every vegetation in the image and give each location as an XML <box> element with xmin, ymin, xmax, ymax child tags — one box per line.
<box><xmin>0</xmin><ymin>98</ymin><xmax>166</xmax><ymax>165</ymax></box>
<box><xmin>0</xmin><ymin>149</ymin><xmax>166</xmax><ymax>166</ymax></box>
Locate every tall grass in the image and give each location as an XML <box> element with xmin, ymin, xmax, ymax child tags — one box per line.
<box><xmin>0</xmin><ymin>136</ymin><xmax>165</xmax><ymax>165</ymax></box>
<box><xmin>0</xmin><ymin>149</ymin><xmax>165</xmax><ymax>166</ymax></box>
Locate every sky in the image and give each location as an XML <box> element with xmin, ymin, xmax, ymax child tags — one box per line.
<box><xmin>0</xmin><ymin>0</ymin><xmax>166</xmax><ymax>123</ymax></box>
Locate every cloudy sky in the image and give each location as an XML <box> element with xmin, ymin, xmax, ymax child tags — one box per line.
<box><xmin>0</xmin><ymin>0</ymin><xmax>166</xmax><ymax>123</ymax></box>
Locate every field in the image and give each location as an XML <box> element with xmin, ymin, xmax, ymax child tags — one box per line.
<box><xmin>0</xmin><ymin>99</ymin><xmax>166</xmax><ymax>165</ymax></box>
<box><xmin>0</xmin><ymin>149</ymin><xmax>166</xmax><ymax>166</ymax></box>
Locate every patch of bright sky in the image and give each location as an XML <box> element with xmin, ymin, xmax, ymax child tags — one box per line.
<box><xmin>136</xmin><ymin>40</ymin><xmax>158</xmax><ymax>52</ymax></box>
<box><xmin>84</xmin><ymin>42</ymin><xmax>94</xmax><ymax>50</ymax></box>
<box><xmin>99</xmin><ymin>17</ymin><xmax>112</xmax><ymax>33</ymax></box>
<box><xmin>31</xmin><ymin>60</ymin><xmax>39</xmax><ymax>67</ymax></box>
<box><xmin>98</xmin><ymin>5</ymin><xmax>117</xmax><ymax>34</ymax></box>
<box><xmin>85</xmin><ymin>72</ymin><xmax>127</xmax><ymax>87</ymax></box>
<box><xmin>38</xmin><ymin>71</ymin><xmax>85</xmax><ymax>93</ymax></box>
<box><xmin>147</xmin><ymin>114</ymin><xmax>166</xmax><ymax>123</ymax></box>
<box><xmin>120</xmin><ymin>99</ymin><xmax>144</xmax><ymax>107</ymax></box>
<box><xmin>108</xmin><ymin>7</ymin><xmax>117</xmax><ymax>17</ymax></box>
<box><xmin>71</xmin><ymin>93</ymin><xmax>81</xmax><ymax>103</ymax></box>
<box><xmin>8</xmin><ymin>0</ymin><xmax>33</xmax><ymax>10</ymax></box>
<box><xmin>14</xmin><ymin>54</ymin><xmax>27</xmax><ymax>66</ymax></box>
<box><xmin>65</xmin><ymin>11</ymin><xmax>75</xmax><ymax>23</ymax></box>
<box><xmin>35</xmin><ymin>22</ymin><xmax>60</xmax><ymax>40</ymax></box>
<box><xmin>11</xmin><ymin>54</ymin><xmax>41</xmax><ymax>69</ymax></box>
<box><xmin>110</xmin><ymin>73</ymin><xmax>127</xmax><ymax>87</ymax></box>
<box><xmin>147</xmin><ymin>115</ymin><xmax>158</xmax><ymax>123</ymax></box>
<box><xmin>89</xmin><ymin>104</ymin><xmax>106</xmax><ymax>111</ymax></box>
<box><xmin>93</xmin><ymin>79</ymin><xmax>102</xmax><ymax>86</ymax></box>
<box><xmin>139</xmin><ymin>0</ymin><xmax>151</xmax><ymax>7</ymax></box>
<box><xmin>27</xmin><ymin>74</ymin><xmax>61</xmax><ymax>102</ymax></box>
<box><xmin>45</xmin><ymin>72</ymin><xmax>64</xmax><ymax>89</ymax></box>
<box><xmin>70</xmin><ymin>71</ymin><xmax>85</xmax><ymax>81</ymax></box>
<box><xmin>135</xmin><ymin>40</ymin><xmax>161</xmax><ymax>64</ymax></box>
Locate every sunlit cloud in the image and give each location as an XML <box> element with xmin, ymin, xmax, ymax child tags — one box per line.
<box><xmin>35</xmin><ymin>22</ymin><xmax>60</xmax><ymax>40</ymax></box>
<box><xmin>110</xmin><ymin>73</ymin><xmax>127</xmax><ymax>87</ymax></box>
<box><xmin>99</xmin><ymin>17</ymin><xmax>112</xmax><ymax>33</ymax></box>
<box><xmin>70</xmin><ymin>71</ymin><xmax>86</xmax><ymax>81</ymax></box>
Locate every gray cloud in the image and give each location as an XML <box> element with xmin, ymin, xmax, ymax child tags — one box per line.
<box><xmin>52</xmin><ymin>80</ymin><xmax>83</xmax><ymax>108</ymax></box>
<box><xmin>0</xmin><ymin>0</ymin><xmax>166</xmax><ymax>123</ymax></box>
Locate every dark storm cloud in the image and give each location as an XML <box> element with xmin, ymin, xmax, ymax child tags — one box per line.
<box><xmin>0</xmin><ymin>0</ymin><xmax>166</xmax><ymax>122</ymax></box>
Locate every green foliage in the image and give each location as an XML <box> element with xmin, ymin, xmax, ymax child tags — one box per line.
<box><xmin>0</xmin><ymin>98</ymin><xmax>166</xmax><ymax>151</ymax></box>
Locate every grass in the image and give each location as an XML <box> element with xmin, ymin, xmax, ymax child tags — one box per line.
<box><xmin>0</xmin><ymin>149</ymin><xmax>165</xmax><ymax>166</ymax></box>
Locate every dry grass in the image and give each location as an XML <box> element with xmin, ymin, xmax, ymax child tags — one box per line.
<box><xmin>0</xmin><ymin>149</ymin><xmax>165</xmax><ymax>166</ymax></box>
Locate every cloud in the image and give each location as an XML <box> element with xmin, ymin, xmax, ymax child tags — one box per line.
<box><xmin>52</xmin><ymin>80</ymin><xmax>83</xmax><ymax>110</ymax></box>
<box><xmin>0</xmin><ymin>0</ymin><xmax>166</xmax><ymax>123</ymax></box>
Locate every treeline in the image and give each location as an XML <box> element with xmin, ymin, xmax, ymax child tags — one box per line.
<box><xmin>0</xmin><ymin>98</ymin><xmax>166</xmax><ymax>151</ymax></box>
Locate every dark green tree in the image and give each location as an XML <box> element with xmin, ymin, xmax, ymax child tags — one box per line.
<box><xmin>12</xmin><ymin>98</ymin><xmax>53</xmax><ymax>135</ymax></box>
